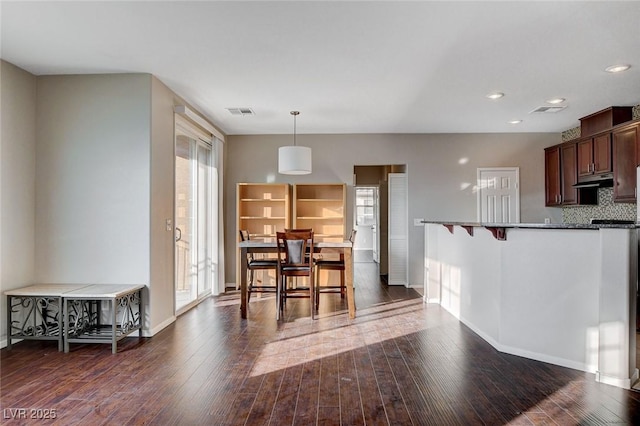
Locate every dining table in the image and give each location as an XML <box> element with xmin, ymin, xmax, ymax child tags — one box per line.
<box><xmin>238</xmin><ymin>239</ymin><xmax>355</xmax><ymax>319</ymax></box>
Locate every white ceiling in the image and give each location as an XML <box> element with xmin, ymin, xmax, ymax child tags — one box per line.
<box><xmin>2</xmin><ymin>1</ymin><xmax>639</xmax><ymax>135</ymax></box>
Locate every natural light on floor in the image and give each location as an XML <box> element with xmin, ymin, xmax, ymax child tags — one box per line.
<box><xmin>248</xmin><ymin>298</ymin><xmax>426</xmax><ymax>377</ymax></box>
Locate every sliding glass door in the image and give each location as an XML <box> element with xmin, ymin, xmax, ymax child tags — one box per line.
<box><xmin>175</xmin><ymin>126</ymin><xmax>215</xmax><ymax>313</ymax></box>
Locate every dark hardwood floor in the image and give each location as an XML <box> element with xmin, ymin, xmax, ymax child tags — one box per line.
<box><xmin>2</xmin><ymin>261</ymin><xmax>640</xmax><ymax>425</ymax></box>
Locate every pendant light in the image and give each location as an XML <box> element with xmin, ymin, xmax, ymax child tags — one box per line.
<box><xmin>278</xmin><ymin>111</ymin><xmax>312</xmax><ymax>175</ymax></box>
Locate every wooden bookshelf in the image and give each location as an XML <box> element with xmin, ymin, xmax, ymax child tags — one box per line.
<box><xmin>293</xmin><ymin>183</ymin><xmax>346</xmax><ymax>242</ymax></box>
<box><xmin>236</xmin><ymin>183</ymin><xmax>291</xmax><ymax>288</ymax></box>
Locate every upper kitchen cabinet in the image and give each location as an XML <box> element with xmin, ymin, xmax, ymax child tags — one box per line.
<box><xmin>545</xmin><ymin>106</ymin><xmax>635</xmax><ymax>207</ymax></box>
<box><xmin>580</xmin><ymin>107</ymin><xmax>633</xmax><ymax>137</ymax></box>
<box><xmin>576</xmin><ymin>106</ymin><xmax>633</xmax><ymax>181</ymax></box>
<box><xmin>545</xmin><ymin>145</ymin><xmax>561</xmax><ymax>206</ymax></box>
<box><xmin>577</xmin><ymin>133</ymin><xmax>612</xmax><ymax>178</ymax></box>
<box><xmin>612</xmin><ymin>121</ymin><xmax>639</xmax><ymax>203</ymax></box>
<box><xmin>560</xmin><ymin>143</ymin><xmax>580</xmax><ymax>205</ymax></box>
<box><xmin>545</xmin><ymin>142</ymin><xmax>595</xmax><ymax>207</ymax></box>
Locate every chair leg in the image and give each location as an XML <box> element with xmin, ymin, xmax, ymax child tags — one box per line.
<box><xmin>247</xmin><ymin>269</ymin><xmax>254</xmax><ymax>303</ymax></box>
<box><xmin>310</xmin><ymin>271</ymin><xmax>315</xmax><ymax>320</ymax></box>
<box><xmin>314</xmin><ymin>267</ymin><xmax>320</xmax><ymax>310</ymax></box>
<box><xmin>340</xmin><ymin>269</ymin><xmax>345</xmax><ymax>299</ymax></box>
<box><xmin>276</xmin><ymin>270</ymin><xmax>281</xmax><ymax>320</ymax></box>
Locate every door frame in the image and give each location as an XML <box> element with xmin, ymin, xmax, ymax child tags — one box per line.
<box><xmin>174</xmin><ymin>116</ymin><xmax>216</xmax><ymax>316</ymax></box>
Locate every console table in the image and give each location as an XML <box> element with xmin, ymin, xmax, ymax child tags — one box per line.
<box><xmin>5</xmin><ymin>284</ymin><xmax>91</xmax><ymax>351</ymax></box>
<box><xmin>5</xmin><ymin>283</ymin><xmax>144</xmax><ymax>353</ymax></box>
<box><xmin>63</xmin><ymin>284</ymin><xmax>144</xmax><ymax>354</ymax></box>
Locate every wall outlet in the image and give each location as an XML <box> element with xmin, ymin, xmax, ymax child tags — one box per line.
<box><xmin>413</xmin><ymin>218</ymin><xmax>424</xmax><ymax>226</ymax></box>
<box><xmin>166</xmin><ymin>218</ymin><xmax>173</xmax><ymax>231</ymax></box>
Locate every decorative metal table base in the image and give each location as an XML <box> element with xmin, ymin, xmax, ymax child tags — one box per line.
<box><xmin>6</xmin><ymin>295</ymin><xmax>64</xmax><ymax>351</ymax></box>
<box><xmin>64</xmin><ymin>289</ymin><xmax>143</xmax><ymax>354</ymax></box>
<box><xmin>5</xmin><ymin>284</ymin><xmax>144</xmax><ymax>354</ymax></box>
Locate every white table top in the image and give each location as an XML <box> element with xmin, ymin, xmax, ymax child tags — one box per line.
<box><xmin>4</xmin><ymin>284</ymin><xmax>92</xmax><ymax>296</ymax></box>
<box><xmin>63</xmin><ymin>284</ymin><xmax>145</xmax><ymax>298</ymax></box>
<box><xmin>4</xmin><ymin>283</ymin><xmax>145</xmax><ymax>298</ymax></box>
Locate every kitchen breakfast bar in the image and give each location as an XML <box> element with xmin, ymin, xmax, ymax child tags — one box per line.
<box><xmin>423</xmin><ymin>221</ymin><xmax>638</xmax><ymax>389</ymax></box>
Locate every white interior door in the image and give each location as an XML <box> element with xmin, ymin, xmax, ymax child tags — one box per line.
<box><xmin>477</xmin><ymin>167</ymin><xmax>520</xmax><ymax>223</ymax></box>
<box><xmin>388</xmin><ymin>173</ymin><xmax>408</xmax><ymax>286</ymax></box>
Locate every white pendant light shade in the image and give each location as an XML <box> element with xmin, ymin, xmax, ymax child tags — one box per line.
<box><xmin>278</xmin><ymin>146</ymin><xmax>312</xmax><ymax>175</ymax></box>
<box><xmin>278</xmin><ymin>110</ymin><xmax>312</xmax><ymax>175</ymax></box>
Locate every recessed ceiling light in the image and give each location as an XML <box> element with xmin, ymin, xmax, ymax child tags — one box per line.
<box><xmin>486</xmin><ymin>92</ymin><xmax>504</xmax><ymax>100</ymax></box>
<box><xmin>546</xmin><ymin>98</ymin><xmax>565</xmax><ymax>104</ymax></box>
<box><xmin>605</xmin><ymin>64</ymin><xmax>630</xmax><ymax>73</ymax></box>
<box><xmin>508</xmin><ymin>120</ymin><xmax>522</xmax><ymax>125</ymax></box>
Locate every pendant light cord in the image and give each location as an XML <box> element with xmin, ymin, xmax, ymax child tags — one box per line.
<box><xmin>291</xmin><ymin>111</ymin><xmax>299</xmax><ymax>146</ymax></box>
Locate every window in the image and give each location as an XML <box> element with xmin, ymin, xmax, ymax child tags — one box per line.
<box><xmin>355</xmin><ymin>187</ymin><xmax>375</xmax><ymax>226</ymax></box>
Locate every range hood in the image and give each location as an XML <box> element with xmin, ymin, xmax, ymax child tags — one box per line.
<box><xmin>573</xmin><ymin>173</ymin><xmax>614</xmax><ymax>188</ymax></box>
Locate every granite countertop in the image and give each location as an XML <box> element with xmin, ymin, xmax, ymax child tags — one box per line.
<box><xmin>420</xmin><ymin>220</ymin><xmax>640</xmax><ymax>229</ymax></box>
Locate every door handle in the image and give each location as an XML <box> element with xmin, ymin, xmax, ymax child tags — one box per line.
<box><xmin>175</xmin><ymin>227</ymin><xmax>182</xmax><ymax>242</ymax></box>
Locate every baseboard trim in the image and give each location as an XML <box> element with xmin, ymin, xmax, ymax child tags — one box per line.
<box><xmin>596</xmin><ymin>368</ymin><xmax>639</xmax><ymax>390</ymax></box>
<box><xmin>144</xmin><ymin>315</ymin><xmax>176</xmax><ymax>337</ymax></box>
<box><xmin>0</xmin><ymin>337</ymin><xmax>23</xmax><ymax>349</ymax></box>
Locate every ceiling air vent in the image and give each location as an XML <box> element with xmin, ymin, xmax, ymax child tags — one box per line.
<box><xmin>530</xmin><ymin>105</ymin><xmax>567</xmax><ymax>114</ymax></box>
<box><xmin>226</xmin><ymin>107</ymin><xmax>255</xmax><ymax>116</ymax></box>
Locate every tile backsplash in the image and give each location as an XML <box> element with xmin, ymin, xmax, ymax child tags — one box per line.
<box><xmin>562</xmin><ymin>188</ymin><xmax>636</xmax><ymax>224</ymax></box>
<box><xmin>561</xmin><ymin>126</ymin><xmax>581</xmax><ymax>142</ymax></box>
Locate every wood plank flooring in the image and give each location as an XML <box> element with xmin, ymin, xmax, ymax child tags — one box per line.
<box><xmin>2</xmin><ymin>261</ymin><xmax>640</xmax><ymax>425</ymax></box>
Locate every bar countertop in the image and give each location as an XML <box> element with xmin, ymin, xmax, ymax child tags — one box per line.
<box><xmin>420</xmin><ymin>220</ymin><xmax>639</xmax><ymax>229</ymax></box>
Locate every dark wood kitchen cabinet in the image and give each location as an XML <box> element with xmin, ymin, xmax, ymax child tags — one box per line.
<box><xmin>544</xmin><ymin>106</ymin><xmax>635</xmax><ymax>207</ymax></box>
<box><xmin>612</xmin><ymin>122</ymin><xmax>639</xmax><ymax>203</ymax></box>
<box><xmin>545</xmin><ymin>145</ymin><xmax>561</xmax><ymax>206</ymax></box>
<box><xmin>577</xmin><ymin>133</ymin><xmax>612</xmax><ymax>178</ymax></box>
<box><xmin>560</xmin><ymin>143</ymin><xmax>579</xmax><ymax>205</ymax></box>
<box><xmin>545</xmin><ymin>142</ymin><xmax>595</xmax><ymax>207</ymax></box>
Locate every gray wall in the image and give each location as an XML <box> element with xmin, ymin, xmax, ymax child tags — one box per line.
<box><xmin>150</xmin><ymin>76</ymin><xmax>179</xmax><ymax>329</ymax></box>
<box><xmin>225</xmin><ymin>132</ymin><xmax>562</xmax><ymax>287</ymax></box>
<box><xmin>1</xmin><ymin>65</ymin><xmax>222</xmax><ymax>340</ymax></box>
<box><xmin>35</xmin><ymin>74</ymin><xmax>152</xmax><ymax>285</ymax></box>
<box><xmin>0</xmin><ymin>60</ymin><xmax>37</xmax><ymax>345</ymax></box>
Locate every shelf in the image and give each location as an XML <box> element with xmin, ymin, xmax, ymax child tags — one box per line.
<box><xmin>237</xmin><ymin>183</ymin><xmax>291</xmax><ymax>288</ymax></box>
<box><xmin>297</xmin><ymin>198</ymin><xmax>343</xmax><ymax>202</ymax></box>
<box><xmin>293</xmin><ymin>184</ymin><xmax>346</xmax><ymax>242</ymax></box>
<box><xmin>296</xmin><ymin>216</ymin><xmax>344</xmax><ymax>220</ymax></box>
<box><xmin>240</xmin><ymin>216</ymin><xmax>286</xmax><ymax>220</ymax></box>
<box><xmin>239</xmin><ymin>198</ymin><xmax>286</xmax><ymax>202</ymax></box>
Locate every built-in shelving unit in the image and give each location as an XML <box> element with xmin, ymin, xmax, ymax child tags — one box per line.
<box><xmin>236</xmin><ymin>183</ymin><xmax>291</xmax><ymax>289</ymax></box>
<box><xmin>293</xmin><ymin>183</ymin><xmax>346</xmax><ymax>242</ymax></box>
<box><xmin>237</xmin><ymin>183</ymin><xmax>291</xmax><ymax>241</ymax></box>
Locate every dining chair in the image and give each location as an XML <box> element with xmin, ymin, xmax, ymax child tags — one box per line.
<box><xmin>239</xmin><ymin>230</ymin><xmax>279</xmax><ymax>303</ymax></box>
<box><xmin>275</xmin><ymin>230</ymin><xmax>315</xmax><ymax>320</ymax></box>
<box><xmin>314</xmin><ymin>229</ymin><xmax>356</xmax><ymax>306</ymax></box>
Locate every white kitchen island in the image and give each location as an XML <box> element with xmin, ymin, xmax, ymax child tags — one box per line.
<box><xmin>423</xmin><ymin>221</ymin><xmax>638</xmax><ymax>389</ymax></box>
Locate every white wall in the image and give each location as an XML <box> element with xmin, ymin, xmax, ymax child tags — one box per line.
<box><xmin>224</xmin><ymin>132</ymin><xmax>562</xmax><ymax>286</ymax></box>
<box><xmin>426</xmin><ymin>224</ymin><xmax>638</xmax><ymax>387</ymax></box>
<box><xmin>427</xmin><ymin>224</ymin><xmax>600</xmax><ymax>372</ymax></box>
<box><xmin>0</xmin><ymin>60</ymin><xmax>37</xmax><ymax>344</ymax></box>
